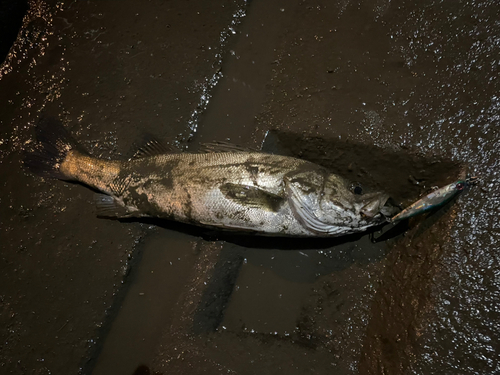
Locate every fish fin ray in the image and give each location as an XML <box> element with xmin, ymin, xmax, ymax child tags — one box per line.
<box><xmin>24</xmin><ymin>116</ymin><xmax>87</xmax><ymax>180</ymax></box>
<box><xmin>130</xmin><ymin>138</ymin><xmax>172</xmax><ymax>160</ymax></box>
<box><xmin>94</xmin><ymin>194</ymin><xmax>130</xmax><ymax>218</ymax></box>
<box><xmin>220</xmin><ymin>183</ymin><xmax>284</xmax><ymax>212</ymax></box>
<box><xmin>199</xmin><ymin>141</ymin><xmax>258</xmax><ymax>153</ymax></box>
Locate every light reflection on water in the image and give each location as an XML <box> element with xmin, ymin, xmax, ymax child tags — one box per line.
<box><xmin>355</xmin><ymin>0</ymin><xmax>500</xmax><ymax>372</ymax></box>
<box><xmin>183</xmin><ymin>8</ymin><xmax>247</xmax><ymax>144</ymax></box>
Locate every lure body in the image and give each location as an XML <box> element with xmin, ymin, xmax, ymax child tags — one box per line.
<box><xmin>390</xmin><ymin>178</ymin><xmax>477</xmax><ymax>223</ymax></box>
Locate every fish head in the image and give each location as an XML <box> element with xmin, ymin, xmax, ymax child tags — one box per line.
<box><xmin>286</xmin><ymin>171</ymin><xmax>394</xmax><ymax>235</ymax></box>
<box><xmin>319</xmin><ymin>175</ymin><xmax>395</xmax><ymax>223</ymax></box>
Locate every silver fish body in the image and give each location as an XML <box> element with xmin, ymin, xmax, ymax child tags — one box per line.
<box><xmin>26</xmin><ymin>118</ymin><xmax>396</xmax><ymax>237</ymax></box>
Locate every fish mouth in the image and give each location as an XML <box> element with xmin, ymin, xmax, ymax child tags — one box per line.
<box><xmin>380</xmin><ymin>201</ymin><xmax>400</xmax><ymax>218</ymax></box>
<box><xmin>356</xmin><ymin>192</ymin><xmax>398</xmax><ymax>219</ymax></box>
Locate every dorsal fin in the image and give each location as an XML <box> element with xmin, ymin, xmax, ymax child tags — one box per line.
<box><xmin>199</xmin><ymin>141</ymin><xmax>258</xmax><ymax>153</ymax></box>
<box><xmin>129</xmin><ymin>138</ymin><xmax>171</xmax><ymax>160</ymax></box>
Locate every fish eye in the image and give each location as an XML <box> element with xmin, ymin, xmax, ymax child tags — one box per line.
<box><xmin>456</xmin><ymin>182</ymin><xmax>464</xmax><ymax>190</ymax></box>
<box><xmin>354</xmin><ymin>186</ymin><xmax>363</xmax><ymax>195</ymax></box>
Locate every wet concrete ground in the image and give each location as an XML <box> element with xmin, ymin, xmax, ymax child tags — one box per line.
<box><xmin>1</xmin><ymin>0</ymin><xmax>499</xmax><ymax>374</ymax></box>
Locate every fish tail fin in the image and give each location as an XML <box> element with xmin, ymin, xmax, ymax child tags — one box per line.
<box><xmin>24</xmin><ymin>116</ymin><xmax>87</xmax><ymax>180</ymax></box>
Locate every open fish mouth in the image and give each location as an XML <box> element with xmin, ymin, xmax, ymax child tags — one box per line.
<box><xmin>355</xmin><ymin>192</ymin><xmax>392</xmax><ymax>218</ymax></box>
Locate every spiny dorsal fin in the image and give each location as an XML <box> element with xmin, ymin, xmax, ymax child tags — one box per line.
<box><xmin>199</xmin><ymin>141</ymin><xmax>258</xmax><ymax>154</ymax></box>
<box><xmin>220</xmin><ymin>183</ymin><xmax>284</xmax><ymax>212</ymax></box>
<box><xmin>130</xmin><ymin>139</ymin><xmax>171</xmax><ymax>160</ymax></box>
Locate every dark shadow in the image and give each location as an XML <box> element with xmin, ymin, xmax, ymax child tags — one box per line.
<box><xmin>192</xmin><ymin>245</ymin><xmax>245</xmax><ymax>334</ymax></box>
<box><xmin>132</xmin><ymin>364</ymin><xmax>163</xmax><ymax>375</ymax></box>
<box><xmin>370</xmin><ymin>220</ymin><xmax>409</xmax><ymax>243</ymax></box>
<box><xmin>118</xmin><ymin>215</ymin><xmax>389</xmax><ymax>250</ymax></box>
<box><xmin>79</xmin><ymin>237</ymin><xmax>147</xmax><ymax>375</ymax></box>
<box><xmin>261</xmin><ymin>130</ymin><xmax>463</xmax><ymax>204</ymax></box>
<box><xmin>0</xmin><ymin>0</ymin><xmax>28</xmax><ymax>63</ymax></box>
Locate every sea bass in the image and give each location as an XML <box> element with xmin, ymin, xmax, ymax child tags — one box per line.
<box><xmin>25</xmin><ymin>117</ymin><xmax>397</xmax><ymax>237</ymax></box>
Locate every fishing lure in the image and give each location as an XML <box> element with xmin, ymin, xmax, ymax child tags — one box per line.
<box><xmin>390</xmin><ymin>176</ymin><xmax>479</xmax><ymax>223</ymax></box>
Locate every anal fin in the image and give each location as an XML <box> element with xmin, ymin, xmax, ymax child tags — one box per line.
<box><xmin>94</xmin><ymin>194</ymin><xmax>129</xmax><ymax>218</ymax></box>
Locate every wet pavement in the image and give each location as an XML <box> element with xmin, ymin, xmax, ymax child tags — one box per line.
<box><xmin>1</xmin><ymin>0</ymin><xmax>499</xmax><ymax>374</ymax></box>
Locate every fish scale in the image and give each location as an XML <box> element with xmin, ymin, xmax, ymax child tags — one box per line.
<box><xmin>122</xmin><ymin>152</ymin><xmax>316</xmax><ymax>235</ymax></box>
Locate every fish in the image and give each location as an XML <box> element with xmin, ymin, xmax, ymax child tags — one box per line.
<box><xmin>390</xmin><ymin>177</ymin><xmax>479</xmax><ymax>223</ymax></box>
<box><xmin>24</xmin><ymin>117</ymin><xmax>398</xmax><ymax>238</ymax></box>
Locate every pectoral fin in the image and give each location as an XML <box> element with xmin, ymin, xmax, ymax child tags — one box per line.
<box><xmin>220</xmin><ymin>183</ymin><xmax>284</xmax><ymax>212</ymax></box>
